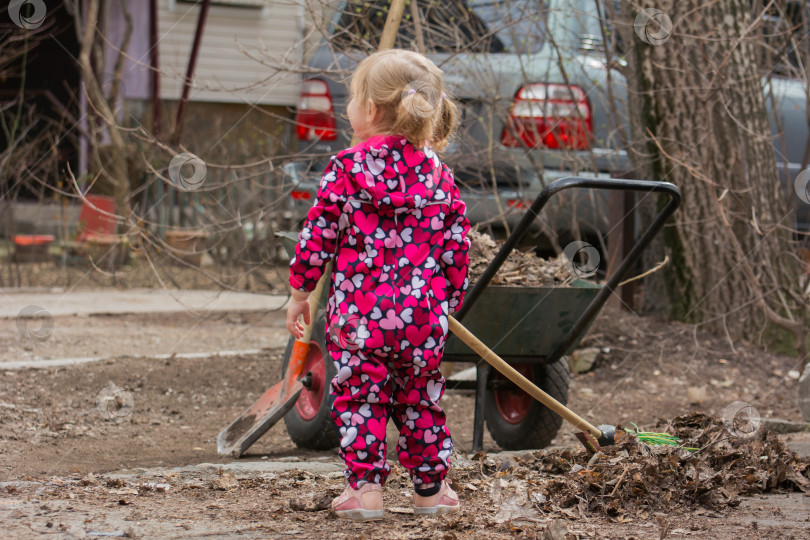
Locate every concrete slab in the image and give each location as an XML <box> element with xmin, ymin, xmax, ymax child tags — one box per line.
<box><xmin>762</xmin><ymin>417</ymin><xmax>810</xmax><ymax>434</ymax></box>
<box><xmin>0</xmin><ymin>288</ymin><xmax>287</xmax><ymax>319</ymax></box>
<box><xmin>783</xmin><ymin>431</ymin><xmax>810</xmax><ymax>458</ymax></box>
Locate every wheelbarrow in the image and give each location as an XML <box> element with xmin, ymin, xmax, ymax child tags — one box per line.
<box><xmin>219</xmin><ymin>176</ymin><xmax>681</xmax><ymax>455</ymax></box>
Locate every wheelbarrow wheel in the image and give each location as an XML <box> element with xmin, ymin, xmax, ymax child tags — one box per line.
<box><xmin>484</xmin><ymin>358</ymin><xmax>569</xmax><ymax>450</ymax></box>
<box><xmin>282</xmin><ymin>315</ymin><xmax>339</xmax><ymax>450</ymax></box>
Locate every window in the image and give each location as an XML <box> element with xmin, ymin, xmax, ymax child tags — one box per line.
<box><xmin>330</xmin><ymin>0</ymin><xmax>548</xmax><ymax>55</ymax></box>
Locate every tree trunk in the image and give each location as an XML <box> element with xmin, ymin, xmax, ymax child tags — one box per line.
<box><xmin>620</xmin><ymin>0</ymin><xmax>799</xmax><ymax>340</ymax></box>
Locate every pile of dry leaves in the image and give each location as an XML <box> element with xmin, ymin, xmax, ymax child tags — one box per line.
<box><xmin>467</xmin><ymin>230</ymin><xmax>573</xmax><ymax>287</ymax></box>
<box><xmin>522</xmin><ymin>413</ymin><xmax>809</xmax><ymax>518</ymax></box>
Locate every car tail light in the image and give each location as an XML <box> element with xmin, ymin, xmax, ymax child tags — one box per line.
<box><xmin>501</xmin><ymin>83</ymin><xmax>592</xmax><ymax>150</ymax></box>
<box><xmin>295</xmin><ymin>79</ymin><xmax>337</xmax><ymax>142</ymax></box>
<box><xmin>291</xmin><ymin>190</ymin><xmax>312</xmax><ymax>200</ymax></box>
<box><xmin>507</xmin><ymin>198</ymin><xmax>528</xmax><ymax>210</ymax></box>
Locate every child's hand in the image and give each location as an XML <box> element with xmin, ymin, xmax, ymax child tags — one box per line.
<box><xmin>286</xmin><ymin>290</ymin><xmax>312</xmax><ymax>340</ymax></box>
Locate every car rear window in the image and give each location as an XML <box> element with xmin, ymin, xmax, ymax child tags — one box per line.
<box><xmin>331</xmin><ymin>0</ymin><xmax>548</xmax><ymax>54</ymax></box>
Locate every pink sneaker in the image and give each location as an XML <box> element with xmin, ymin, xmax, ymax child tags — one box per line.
<box><xmin>331</xmin><ymin>483</ymin><xmax>384</xmax><ymax>521</ymax></box>
<box><xmin>412</xmin><ymin>480</ymin><xmax>460</xmax><ymax>516</ymax></box>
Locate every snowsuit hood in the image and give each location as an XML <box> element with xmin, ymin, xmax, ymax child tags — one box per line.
<box><xmin>352</xmin><ymin>134</ymin><xmax>446</xmax><ymax>212</ymax></box>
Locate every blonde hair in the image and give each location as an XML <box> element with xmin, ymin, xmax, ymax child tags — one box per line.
<box><xmin>350</xmin><ymin>49</ymin><xmax>458</xmax><ymax>151</ymax></box>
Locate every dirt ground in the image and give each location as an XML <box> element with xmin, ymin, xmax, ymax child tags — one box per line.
<box><xmin>1</xmin><ymin>291</ymin><xmax>809</xmax><ymax>538</ymax></box>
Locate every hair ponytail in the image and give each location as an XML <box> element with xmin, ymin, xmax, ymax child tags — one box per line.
<box><xmin>392</xmin><ymin>85</ymin><xmax>440</xmax><ymax>149</ymax></box>
<box><xmin>432</xmin><ymin>95</ymin><xmax>458</xmax><ymax>151</ymax></box>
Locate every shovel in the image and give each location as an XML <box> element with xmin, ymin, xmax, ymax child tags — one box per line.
<box><xmin>448</xmin><ymin>316</ymin><xmax>616</xmax><ymax>452</ymax></box>
<box><xmin>217</xmin><ymin>265</ymin><xmax>331</xmax><ymax>457</ymax></box>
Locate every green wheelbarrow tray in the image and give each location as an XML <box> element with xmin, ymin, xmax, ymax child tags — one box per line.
<box><xmin>443</xmin><ymin>281</ymin><xmax>601</xmax><ymax>360</ymax></box>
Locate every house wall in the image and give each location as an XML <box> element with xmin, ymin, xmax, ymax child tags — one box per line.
<box><xmin>103</xmin><ymin>0</ymin><xmax>303</xmax><ymax>106</ymax></box>
<box><xmin>156</xmin><ymin>0</ymin><xmax>303</xmax><ymax>106</ymax></box>
<box><xmin>98</xmin><ymin>0</ymin><xmax>303</xmax><ymax>173</ymax></box>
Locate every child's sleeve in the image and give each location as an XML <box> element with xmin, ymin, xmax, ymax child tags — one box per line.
<box><xmin>289</xmin><ymin>158</ymin><xmax>344</xmax><ymax>292</ymax></box>
<box><xmin>440</xmin><ymin>178</ymin><xmax>471</xmax><ymax>314</ymax></box>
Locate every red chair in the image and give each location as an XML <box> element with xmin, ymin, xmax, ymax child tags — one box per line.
<box><xmin>59</xmin><ymin>194</ymin><xmax>128</xmax><ymax>267</ymax></box>
<box><xmin>76</xmin><ymin>194</ymin><xmax>117</xmax><ymax>241</ymax></box>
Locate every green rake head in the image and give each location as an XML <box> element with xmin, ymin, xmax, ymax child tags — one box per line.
<box><xmin>626</xmin><ymin>423</ymin><xmax>699</xmax><ymax>451</ymax></box>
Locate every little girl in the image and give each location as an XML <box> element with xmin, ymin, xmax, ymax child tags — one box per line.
<box><xmin>286</xmin><ymin>49</ymin><xmax>470</xmax><ymax>521</ymax></box>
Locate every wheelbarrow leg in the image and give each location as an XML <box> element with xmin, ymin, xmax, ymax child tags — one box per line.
<box><xmin>471</xmin><ymin>363</ymin><xmax>490</xmax><ymax>453</ymax></box>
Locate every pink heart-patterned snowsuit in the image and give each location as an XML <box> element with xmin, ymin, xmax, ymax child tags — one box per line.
<box><xmin>289</xmin><ymin>134</ymin><xmax>470</xmax><ymax>488</ymax></box>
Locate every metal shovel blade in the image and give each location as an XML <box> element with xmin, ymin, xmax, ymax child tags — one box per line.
<box><xmin>216</xmin><ymin>375</ymin><xmax>304</xmax><ymax>457</ymax></box>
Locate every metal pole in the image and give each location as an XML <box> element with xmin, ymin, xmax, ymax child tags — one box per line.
<box><xmin>149</xmin><ymin>0</ymin><xmax>161</xmax><ymax>140</ymax></box>
<box><xmin>170</xmin><ymin>0</ymin><xmax>210</xmax><ymax>146</ymax></box>
<box><xmin>148</xmin><ymin>0</ymin><xmax>164</xmax><ymax>237</ymax></box>
<box><xmin>471</xmin><ymin>364</ymin><xmax>490</xmax><ymax>452</ymax></box>
<box><xmin>169</xmin><ymin>0</ymin><xmax>209</xmax><ymax>228</ymax></box>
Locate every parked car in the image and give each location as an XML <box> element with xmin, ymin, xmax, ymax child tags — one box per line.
<box><xmin>286</xmin><ymin>0</ymin><xmax>810</xmax><ymax>241</ymax></box>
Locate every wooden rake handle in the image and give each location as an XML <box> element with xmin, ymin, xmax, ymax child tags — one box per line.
<box><xmin>448</xmin><ymin>316</ymin><xmax>602</xmax><ymax>440</ymax></box>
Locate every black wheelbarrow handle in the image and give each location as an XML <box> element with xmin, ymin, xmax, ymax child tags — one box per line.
<box><xmin>455</xmin><ymin>176</ymin><xmax>682</xmax><ymax>367</ymax></box>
